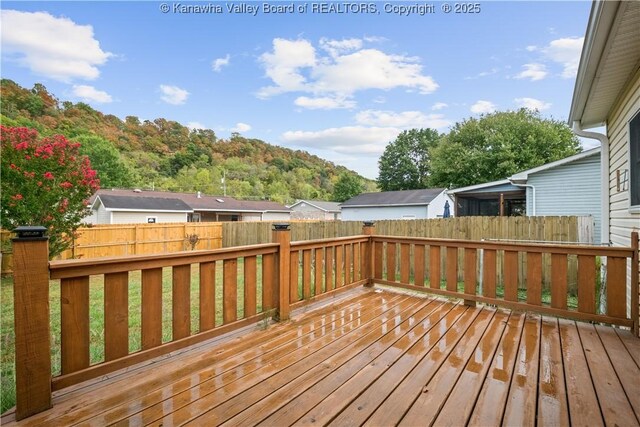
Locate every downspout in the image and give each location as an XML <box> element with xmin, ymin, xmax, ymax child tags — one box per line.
<box><xmin>572</xmin><ymin>120</ymin><xmax>609</xmax><ymax>246</ymax></box>
<box><xmin>509</xmin><ymin>181</ymin><xmax>536</xmax><ymax>216</ymax></box>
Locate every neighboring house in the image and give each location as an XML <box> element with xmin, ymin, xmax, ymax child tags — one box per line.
<box><xmin>568</xmin><ymin>1</ymin><xmax>639</xmax><ymax>310</ymax></box>
<box><xmin>288</xmin><ymin>200</ymin><xmax>342</xmax><ymax>220</ymax></box>
<box><xmin>89</xmin><ymin>194</ymin><xmax>193</xmax><ymax>224</ymax></box>
<box><xmin>87</xmin><ymin>189</ymin><xmax>290</xmax><ymax>224</ymax></box>
<box><xmin>340</xmin><ymin>189</ymin><xmax>453</xmax><ymax>221</ymax></box>
<box><xmin>448</xmin><ymin>148</ymin><xmax>602</xmax><ymax>239</ymax></box>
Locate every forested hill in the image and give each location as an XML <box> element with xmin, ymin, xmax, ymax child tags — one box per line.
<box><xmin>0</xmin><ymin>79</ymin><xmax>374</xmax><ymax>203</ymax></box>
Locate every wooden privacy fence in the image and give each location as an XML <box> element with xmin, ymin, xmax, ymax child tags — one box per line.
<box><xmin>1</xmin><ymin>222</ymin><xmax>222</xmax><ymax>275</ymax></box>
<box><xmin>10</xmin><ymin>223</ymin><xmax>638</xmax><ymax>420</ymax></box>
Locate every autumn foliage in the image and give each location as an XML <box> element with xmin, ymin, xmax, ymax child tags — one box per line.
<box><xmin>1</xmin><ymin>126</ymin><xmax>99</xmax><ymax>257</ymax></box>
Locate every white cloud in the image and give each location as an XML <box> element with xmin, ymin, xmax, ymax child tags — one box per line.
<box><xmin>282</xmin><ymin>126</ymin><xmax>400</xmax><ymax>156</ymax></box>
<box><xmin>212</xmin><ymin>54</ymin><xmax>230</xmax><ymax>72</ymax></box>
<box><xmin>294</xmin><ymin>96</ymin><xmax>356</xmax><ymax>110</ymax></box>
<box><xmin>187</xmin><ymin>121</ymin><xmax>206</xmax><ymax>130</ymax></box>
<box><xmin>514</xmin><ymin>63</ymin><xmax>548</xmax><ymax>81</ymax></box>
<box><xmin>1</xmin><ymin>10</ymin><xmax>112</xmax><ymax>82</ymax></box>
<box><xmin>431</xmin><ymin>102</ymin><xmax>448</xmax><ymax>111</ymax></box>
<box><xmin>257</xmin><ymin>37</ymin><xmax>438</xmax><ymax>100</ymax></box>
<box><xmin>355</xmin><ymin>110</ymin><xmax>450</xmax><ymax>129</ymax></box>
<box><xmin>373</xmin><ymin>96</ymin><xmax>386</xmax><ymax>104</ymax></box>
<box><xmin>159</xmin><ymin>85</ymin><xmax>189</xmax><ymax>105</ymax></box>
<box><xmin>464</xmin><ymin>68</ymin><xmax>499</xmax><ymax>80</ymax></box>
<box><xmin>541</xmin><ymin>37</ymin><xmax>584</xmax><ymax>78</ymax></box>
<box><xmin>470</xmin><ymin>100</ymin><xmax>497</xmax><ymax>114</ymax></box>
<box><xmin>72</xmin><ymin>85</ymin><xmax>112</xmax><ymax>103</ymax></box>
<box><xmin>231</xmin><ymin>122</ymin><xmax>251</xmax><ymax>133</ymax></box>
<box><xmin>514</xmin><ymin>97</ymin><xmax>551</xmax><ymax>111</ymax></box>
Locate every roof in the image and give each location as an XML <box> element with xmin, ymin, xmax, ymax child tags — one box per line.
<box><xmin>447</xmin><ymin>179</ymin><xmax>516</xmax><ymax>195</ymax></box>
<box><xmin>509</xmin><ymin>147</ymin><xmax>601</xmax><ymax>182</ymax></box>
<box><xmin>288</xmin><ymin>200</ymin><xmax>342</xmax><ymax>212</ymax></box>
<box><xmin>340</xmin><ymin>188</ymin><xmax>445</xmax><ymax>208</ymax></box>
<box><xmin>96</xmin><ymin>194</ymin><xmax>193</xmax><ymax>212</ymax></box>
<box><xmin>568</xmin><ymin>1</ymin><xmax>640</xmax><ymax>128</ymax></box>
<box><xmin>92</xmin><ymin>189</ymin><xmax>290</xmax><ymax>213</ymax></box>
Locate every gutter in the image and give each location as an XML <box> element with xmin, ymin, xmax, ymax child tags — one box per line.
<box><xmin>572</xmin><ymin>120</ymin><xmax>609</xmax><ymax>245</ymax></box>
<box><xmin>508</xmin><ymin>180</ymin><xmax>536</xmax><ymax>216</ymax></box>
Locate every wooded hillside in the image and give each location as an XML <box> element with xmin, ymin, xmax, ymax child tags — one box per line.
<box><xmin>0</xmin><ymin>80</ymin><xmax>374</xmax><ymax>203</ymax></box>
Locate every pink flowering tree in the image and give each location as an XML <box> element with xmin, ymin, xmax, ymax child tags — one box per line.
<box><xmin>1</xmin><ymin>126</ymin><xmax>100</xmax><ymax>257</ymax></box>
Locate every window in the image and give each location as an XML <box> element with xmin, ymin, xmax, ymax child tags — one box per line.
<box><xmin>630</xmin><ymin>111</ymin><xmax>640</xmax><ymax>209</ymax></box>
<box><xmin>146</xmin><ymin>216</ymin><xmax>157</xmax><ymax>223</ymax></box>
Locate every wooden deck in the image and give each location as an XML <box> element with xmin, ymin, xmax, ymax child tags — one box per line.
<box><xmin>4</xmin><ymin>287</ymin><xmax>640</xmax><ymax>426</ymax></box>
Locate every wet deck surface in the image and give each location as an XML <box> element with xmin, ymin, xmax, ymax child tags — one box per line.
<box><xmin>4</xmin><ymin>287</ymin><xmax>640</xmax><ymax>426</ymax></box>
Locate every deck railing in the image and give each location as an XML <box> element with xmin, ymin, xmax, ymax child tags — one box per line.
<box><xmin>10</xmin><ymin>223</ymin><xmax>638</xmax><ymax>420</ymax></box>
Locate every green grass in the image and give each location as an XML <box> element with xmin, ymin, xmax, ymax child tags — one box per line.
<box><xmin>0</xmin><ymin>259</ymin><xmax>269</xmax><ymax>414</ymax></box>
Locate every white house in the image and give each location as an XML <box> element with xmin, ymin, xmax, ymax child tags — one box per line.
<box><xmin>568</xmin><ymin>0</ymin><xmax>639</xmax><ymax>311</ymax></box>
<box><xmin>340</xmin><ymin>188</ymin><xmax>453</xmax><ymax>221</ymax></box>
<box><xmin>89</xmin><ymin>194</ymin><xmax>193</xmax><ymax>224</ymax></box>
<box><xmin>288</xmin><ymin>200</ymin><xmax>342</xmax><ymax>220</ymax></box>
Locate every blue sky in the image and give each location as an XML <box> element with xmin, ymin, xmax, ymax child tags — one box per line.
<box><xmin>1</xmin><ymin>1</ymin><xmax>594</xmax><ymax>179</ymax></box>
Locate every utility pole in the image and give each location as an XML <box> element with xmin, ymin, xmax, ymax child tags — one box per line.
<box><xmin>221</xmin><ymin>169</ymin><xmax>226</xmax><ymax>196</ymax></box>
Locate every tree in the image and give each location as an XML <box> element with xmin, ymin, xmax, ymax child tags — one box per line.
<box><xmin>377</xmin><ymin>129</ymin><xmax>441</xmax><ymax>191</ymax></box>
<box><xmin>430</xmin><ymin>109</ymin><xmax>580</xmax><ymax>189</ymax></box>
<box><xmin>75</xmin><ymin>134</ymin><xmax>137</xmax><ymax>188</ymax></box>
<box><xmin>333</xmin><ymin>173</ymin><xmax>364</xmax><ymax>202</ymax></box>
<box><xmin>1</xmin><ymin>126</ymin><xmax>100</xmax><ymax>257</ymax></box>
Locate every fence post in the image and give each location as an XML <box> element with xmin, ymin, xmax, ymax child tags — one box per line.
<box><xmin>273</xmin><ymin>224</ymin><xmax>291</xmax><ymax>321</ymax></box>
<box><xmin>631</xmin><ymin>231</ymin><xmax>639</xmax><ymax>337</ymax></box>
<box><xmin>362</xmin><ymin>221</ymin><xmax>375</xmax><ymax>286</ymax></box>
<box><xmin>12</xmin><ymin>226</ymin><xmax>52</xmax><ymax>420</ymax></box>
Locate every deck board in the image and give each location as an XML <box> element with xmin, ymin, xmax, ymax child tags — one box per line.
<box><xmin>3</xmin><ymin>287</ymin><xmax>639</xmax><ymax>427</ymax></box>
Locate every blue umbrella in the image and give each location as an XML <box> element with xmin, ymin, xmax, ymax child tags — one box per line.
<box><xmin>443</xmin><ymin>201</ymin><xmax>451</xmax><ymax>218</ymax></box>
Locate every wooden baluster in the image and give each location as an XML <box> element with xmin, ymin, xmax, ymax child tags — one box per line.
<box><xmin>104</xmin><ymin>272</ymin><xmax>129</xmax><ymax>361</ymax></box>
<box><xmin>374</xmin><ymin>242</ymin><xmax>383</xmax><ymax>280</ymax></box>
<box><xmin>362</xmin><ymin>222</ymin><xmax>375</xmax><ymax>286</ymax></box>
<box><xmin>262</xmin><ymin>253</ymin><xmax>276</xmax><ymax>311</ymax></box>
<box><xmin>336</xmin><ymin>245</ymin><xmax>344</xmax><ymax>287</ymax></box>
<box><xmin>223</xmin><ymin>259</ymin><xmax>238</xmax><ymax>323</ymax></box>
<box><xmin>400</xmin><ymin>244</ymin><xmax>410</xmax><ymax>284</ymax></box>
<box><xmin>353</xmin><ymin>242</ymin><xmax>361</xmax><ymax>282</ymax></box>
<box><xmin>303</xmin><ymin>250</ymin><xmax>311</xmax><ymax>299</ymax></box>
<box><xmin>61</xmin><ymin>276</ymin><xmax>90</xmax><ymax>374</ymax></box>
<box><xmin>414</xmin><ymin>244</ymin><xmax>425</xmax><ymax>286</ymax></box>
<box><xmin>607</xmin><ymin>257</ymin><xmax>627</xmax><ymax>319</ymax></box>
<box><xmin>550</xmin><ymin>254</ymin><xmax>568</xmax><ymax>310</ymax></box>
<box><xmin>527</xmin><ymin>252</ymin><xmax>542</xmax><ymax>306</ymax></box>
<box><xmin>244</xmin><ymin>257</ymin><xmax>257</xmax><ymax>318</ymax></box>
<box><xmin>386</xmin><ymin>242</ymin><xmax>396</xmax><ymax>282</ymax></box>
<box><xmin>345</xmin><ymin>243</ymin><xmax>353</xmax><ymax>285</ymax></box>
<box><xmin>446</xmin><ymin>247</ymin><xmax>458</xmax><ymax>292</ymax></box>
<box><xmin>325</xmin><ymin>246</ymin><xmax>334</xmax><ymax>291</ymax></box>
<box><xmin>12</xmin><ymin>226</ymin><xmax>52</xmax><ymax>419</ymax></box>
<box><xmin>272</xmin><ymin>224</ymin><xmax>290</xmax><ymax>321</ymax></box>
<box><xmin>483</xmin><ymin>249</ymin><xmax>496</xmax><ymax>298</ymax></box>
<box><xmin>289</xmin><ymin>250</ymin><xmax>299</xmax><ymax>303</ymax></box>
<box><xmin>315</xmin><ymin>248</ymin><xmax>324</xmax><ymax>294</ymax></box>
<box><xmin>172</xmin><ymin>264</ymin><xmax>191</xmax><ymax>339</ymax></box>
<box><xmin>504</xmin><ymin>251</ymin><xmax>518</xmax><ymax>301</ymax></box>
<box><xmin>430</xmin><ymin>245</ymin><xmax>441</xmax><ymax>289</ymax></box>
<box><xmin>142</xmin><ymin>268</ymin><xmax>163</xmax><ymax>349</ymax></box>
<box><xmin>632</xmin><ymin>231</ymin><xmax>639</xmax><ymax>337</ymax></box>
<box><xmin>464</xmin><ymin>248</ymin><xmax>476</xmax><ymax>306</ymax></box>
<box><xmin>199</xmin><ymin>262</ymin><xmax>216</xmax><ymax>331</ymax></box>
<box><xmin>577</xmin><ymin>255</ymin><xmax>596</xmax><ymax>314</ymax></box>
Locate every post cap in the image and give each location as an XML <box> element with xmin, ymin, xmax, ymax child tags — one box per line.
<box><xmin>272</xmin><ymin>223</ymin><xmax>290</xmax><ymax>231</ymax></box>
<box><xmin>13</xmin><ymin>225</ymin><xmax>47</xmax><ymax>240</ymax></box>
<box><xmin>363</xmin><ymin>221</ymin><xmax>375</xmax><ymax>227</ymax></box>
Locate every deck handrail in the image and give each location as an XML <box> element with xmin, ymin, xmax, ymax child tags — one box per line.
<box><xmin>10</xmin><ymin>223</ymin><xmax>639</xmax><ymax>420</ymax></box>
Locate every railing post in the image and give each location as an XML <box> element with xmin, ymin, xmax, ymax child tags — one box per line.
<box><xmin>631</xmin><ymin>231</ymin><xmax>639</xmax><ymax>337</ymax></box>
<box><xmin>12</xmin><ymin>226</ymin><xmax>52</xmax><ymax>420</ymax></box>
<box><xmin>273</xmin><ymin>223</ymin><xmax>291</xmax><ymax>321</ymax></box>
<box><xmin>362</xmin><ymin>221</ymin><xmax>375</xmax><ymax>286</ymax></box>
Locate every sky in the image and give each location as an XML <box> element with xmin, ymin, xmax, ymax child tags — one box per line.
<box><xmin>1</xmin><ymin>1</ymin><xmax>596</xmax><ymax>179</ymax></box>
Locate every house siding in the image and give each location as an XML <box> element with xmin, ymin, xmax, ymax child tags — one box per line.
<box><xmin>607</xmin><ymin>66</ymin><xmax>640</xmax><ymax>314</ymax></box>
<box><xmin>525</xmin><ymin>153</ymin><xmax>601</xmax><ymax>242</ymax></box>
<box><xmin>427</xmin><ymin>191</ymin><xmax>454</xmax><ymax>218</ymax></box>
<box><xmin>111</xmin><ymin>211</ymin><xmax>188</xmax><ymax>224</ymax></box>
<box><xmin>261</xmin><ymin>211</ymin><xmax>291</xmax><ymax>221</ymax></box>
<box><xmin>290</xmin><ymin>203</ymin><xmax>340</xmax><ymax>220</ymax></box>
<box><xmin>341</xmin><ymin>205</ymin><xmax>429</xmax><ymax>221</ymax></box>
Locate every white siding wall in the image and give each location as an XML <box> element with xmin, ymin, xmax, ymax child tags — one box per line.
<box><xmin>525</xmin><ymin>153</ymin><xmax>601</xmax><ymax>241</ymax></box>
<box><xmin>341</xmin><ymin>205</ymin><xmax>429</xmax><ymax>221</ymax></box>
<box><xmin>607</xmin><ymin>67</ymin><xmax>640</xmax><ymax>314</ymax></box>
<box><xmin>89</xmin><ymin>203</ymin><xmax>111</xmax><ymax>224</ymax></box>
<box><xmin>290</xmin><ymin>204</ymin><xmax>339</xmax><ymax>220</ymax></box>
<box><xmin>111</xmin><ymin>211</ymin><xmax>188</xmax><ymax>224</ymax></box>
<box><xmin>427</xmin><ymin>191</ymin><xmax>455</xmax><ymax>218</ymax></box>
<box><xmin>261</xmin><ymin>211</ymin><xmax>291</xmax><ymax>221</ymax></box>
<box><xmin>241</xmin><ymin>213</ymin><xmax>262</xmax><ymax>222</ymax></box>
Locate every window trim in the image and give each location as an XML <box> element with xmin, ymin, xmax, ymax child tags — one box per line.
<box><xmin>629</xmin><ymin>109</ymin><xmax>640</xmax><ymax>212</ymax></box>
